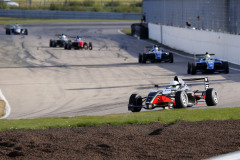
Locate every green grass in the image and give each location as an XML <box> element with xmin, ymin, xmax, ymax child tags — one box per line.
<box><xmin>2</xmin><ymin>0</ymin><xmax>142</xmax><ymax>13</ymax></box>
<box><xmin>0</xmin><ymin>17</ymin><xmax>138</xmax><ymax>25</ymax></box>
<box><xmin>0</xmin><ymin>107</ymin><xmax>239</xmax><ymax>131</ymax></box>
<box><xmin>121</xmin><ymin>28</ymin><xmax>131</xmax><ymax>35</ymax></box>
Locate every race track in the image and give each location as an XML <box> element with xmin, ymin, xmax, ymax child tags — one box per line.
<box><xmin>0</xmin><ymin>22</ymin><xmax>239</xmax><ymax>119</ymax></box>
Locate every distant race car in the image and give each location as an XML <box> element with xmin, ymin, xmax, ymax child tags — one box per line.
<box><xmin>2</xmin><ymin>0</ymin><xmax>19</xmax><ymax>7</ymax></box>
<box><xmin>49</xmin><ymin>34</ymin><xmax>69</xmax><ymax>48</ymax></box>
<box><xmin>64</xmin><ymin>36</ymin><xmax>92</xmax><ymax>50</ymax></box>
<box><xmin>5</xmin><ymin>24</ymin><xmax>28</xmax><ymax>35</ymax></box>
<box><xmin>187</xmin><ymin>54</ymin><xmax>229</xmax><ymax>74</ymax></box>
<box><xmin>139</xmin><ymin>45</ymin><xmax>173</xmax><ymax>63</ymax></box>
<box><xmin>128</xmin><ymin>76</ymin><xmax>218</xmax><ymax>112</ymax></box>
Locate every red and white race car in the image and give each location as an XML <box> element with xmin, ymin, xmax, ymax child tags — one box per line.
<box><xmin>64</xmin><ymin>36</ymin><xmax>92</xmax><ymax>50</ymax></box>
<box><xmin>128</xmin><ymin>76</ymin><xmax>218</xmax><ymax>112</ymax></box>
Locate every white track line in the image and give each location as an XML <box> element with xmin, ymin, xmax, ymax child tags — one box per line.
<box><xmin>0</xmin><ymin>90</ymin><xmax>11</xmax><ymax>119</ymax></box>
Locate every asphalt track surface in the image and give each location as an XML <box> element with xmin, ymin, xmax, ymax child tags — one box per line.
<box><xmin>0</xmin><ymin>22</ymin><xmax>239</xmax><ymax>119</ymax></box>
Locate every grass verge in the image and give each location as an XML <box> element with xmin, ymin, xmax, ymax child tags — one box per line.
<box><xmin>0</xmin><ymin>107</ymin><xmax>239</xmax><ymax>131</ymax></box>
<box><xmin>121</xmin><ymin>28</ymin><xmax>131</xmax><ymax>36</ymax></box>
<box><xmin>0</xmin><ymin>17</ymin><xmax>138</xmax><ymax>25</ymax></box>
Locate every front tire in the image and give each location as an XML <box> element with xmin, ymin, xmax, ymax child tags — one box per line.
<box><xmin>175</xmin><ymin>91</ymin><xmax>188</xmax><ymax>108</ymax></box>
<box><xmin>139</xmin><ymin>53</ymin><xmax>143</xmax><ymax>63</ymax></box>
<box><xmin>24</xmin><ymin>29</ymin><xmax>28</xmax><ymax>35</ymax></box>
<box><xmin>223</xmin><ymin>61</ymin><xmax>229</xmax><ymax>74</ymax></box>
<box><xmin>88</xmin><ymin>42</ymin><xmax>93</xmax><ymax>50</ymax></box>
<box><xmin>205</xmin><ymin>88</ymin><xmax>218</xmax><ymax>106</ymax></box>
<box><xmin>129</xmin><ymin>94</ymin><xmax>142</xmax><ymax>112</ymax></box>
<box><xmin>6</xmin><ymin>29</ymin><xmax>10</xmax><ymax>35</ymax></box>
<box><xmin>191</xmin><ymin>63</ymin><xmax>197</xmax><ymax>75</ymax></box>
<box><xmin>142</xmin><ymin>53</ymin><xmax>146</xmax><ymax>63</ymax></box>
<box><xmin>49</xmin><ymin>40</ymin><xmax>53</xmax><ymax>47</ymax></box>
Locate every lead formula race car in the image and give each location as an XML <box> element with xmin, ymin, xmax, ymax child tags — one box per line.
<box><xmin>5</xmin><ymin>24</ymin><xmax>28</xmax><ymax>35</ymax></box>
<box><xmin>188</xmin><ymin>53</ymin><xmax>229</xmax><ymax>74</ymax></box>
<box><xmin>128</xmin><ymin>76</ymin><xmax>218</xmax><ymax>112</ymax></box>
<box><xmin>139</xmin><ymin>45</ymin><xmax>173</xmax><ymax>63</ymax></box>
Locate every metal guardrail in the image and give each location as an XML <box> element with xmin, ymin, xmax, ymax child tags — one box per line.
<box><xmin>0</xmin><ymin>9</ymin><xmax>141</xmax><ymax>20</ymax></box>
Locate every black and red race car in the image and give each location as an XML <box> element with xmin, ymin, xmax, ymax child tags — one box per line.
<box><xmin>64</xmin><ymin>36</ymin><xmax>92</xmax><ymax>50</ymax></box>
<box><xmin>128</xmin><ymin>76</ymin><xmax>218</xmax><ymax>112</ymax></box>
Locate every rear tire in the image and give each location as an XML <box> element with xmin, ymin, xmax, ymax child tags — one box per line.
<box><xmin>129</xmin><ymin>94</ymin><xmax>142</xmax><ymax>112</ymax></box>
<box><xmin>68</xmin><ymin>43</ymin><xmax>72</xmax><ymax>50</ymax></box>
<box><xmin>64</xmin><ymin>43</ymin><xmax>68</xmax><ymax>50</ymax></box>
<box><xmin>83</xmin><ymin>42</ymin><xmax>88</xmax><ymax>50</ymax></box>
<box><xmin>205</xmin><ymin>88</ymin><xmax>218</xmax><ymax>106</ymax></box>
<box><xmin>175</xmin><ymin>91</ymin><xmax>188</xmax><ymax>108</ymax></box>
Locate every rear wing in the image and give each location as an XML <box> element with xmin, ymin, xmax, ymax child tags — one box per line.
<box><xmin>182</xmin><ymin>77</ymin><xmax>209</xmax><ymax>90</ymax></box>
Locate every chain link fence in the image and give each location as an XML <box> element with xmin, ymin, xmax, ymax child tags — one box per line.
<box><xmin>143</xmin><ymin>0</ymin><xmax>240</xmax><ymax>35</ymax></box>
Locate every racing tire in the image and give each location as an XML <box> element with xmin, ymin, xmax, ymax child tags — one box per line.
<box><xmin>139</xmin><ymin>53</ymin><xmax>143</xmax><ymax>63</ymax></box>
<box><xmin>68</xmin><ymin>43</ymin><xmax>72</xmax><ymax>50</ymax></box>
<box><xmin>169</xmin><ymin>52</ymin><xmax>174</xmax><ymax>63</ymax></box>
<box><xmin>205</xmin><ymin>88</ymin><xmax>218</xmax><ymax>106</ymax></box>
<box><xmin>223</xmin><ymin>61</ymin><xmax>229</xmax><ymax>74</ymax></box>
<box><xmin>187</xmin><ymin>62</ymin><xmax>191</xmax><ymax>74</ymax></box>
<box><xmin>83</xmin><ymin>42</ymin><xmax>88</xmax><ymax>50</ymax></box>
<box><xmin>129</xmin><ymin>94</ymin><xmax>142</xmax><ymax>112</ymax></box>
<box><xmin>24</xmin><ymin>29</ymin><xmax>28</xmax><ymax>35</ymax></box>
<box><xmin>191</xmin><ymin>63</ymin><xmax>197</xmax><ymax>75</ymax></box>
<box><xmin>52</xmin><ymin>41</ymin><xmax>57</xmax><ymax>47</ymax></box>
<box><xmin>142</xmin><ymin>53</ymin><xmax>146</xmax><ymax>63</ymax></box>
<box><xmin>49</xmin><ymin>40</ymin><xmax>53</xmax><ymax>47</ymax></box>
<box><xmin>88</xmin><ymin>42</ymin><xmax>93</xmax><ymax>50</ymax></box>
<box><xmin>6</xmin><ymin>29</ymin><xmax>10</xmax><ymax>35</ymax></box>
<box><xmin>175</xmin><ymin>91</ymin><xmax>188</xmax><ymax>108</ymax></box>
<box><xmin>64</xmin><ymin>43</ymin><xmax>68</xmax><ymax>50</ymax></box>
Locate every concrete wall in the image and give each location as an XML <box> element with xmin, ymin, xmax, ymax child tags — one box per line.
<box><xmin>149</xmin><ymin>23</ymin><xmax>240</xmax><ymax>65</ymax></box>
<box><xmin>143</xmin><ymin>0</ymin><xmax>240</xmax><ymax>34</ymax></box>
<box><xmin>0</xmin><ymin>9</ymin><xmax>141</xmax><ymax>20</ymax></box>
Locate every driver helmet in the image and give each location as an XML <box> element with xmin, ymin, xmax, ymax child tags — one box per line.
<box><xmin>169</xmin><ymin>81</ymin><xmax>180</xmax><ymax>89</ymax></box>
<box><xmin>153</xmin><ymin>45</ymin><xmax>158</xmax><ymax>52</ymax></box>
<box><xmin>205</xmin><ymin>52</ymin><xmax>210</xmax><ymax>58</ymax></box>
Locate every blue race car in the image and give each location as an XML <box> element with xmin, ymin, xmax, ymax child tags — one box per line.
<box><xmin>139</xmin><ymin>45</ymin><xmax>173</xmax><ymax>63</ymax></box>
<box><xmin>187</xmin><ymin>54</ymin><xmax>229</xmax><ymax>74</ymax></box>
